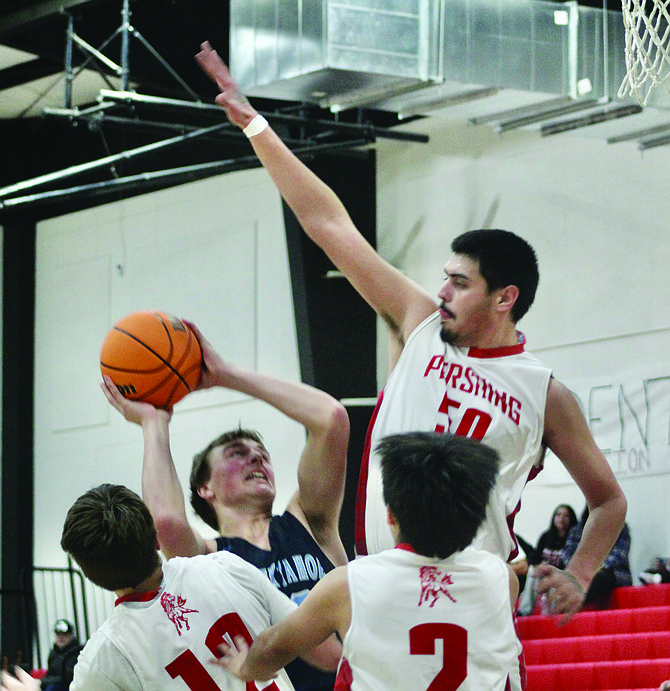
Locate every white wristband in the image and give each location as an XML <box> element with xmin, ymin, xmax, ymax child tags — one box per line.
<box><xmin>243</xmin><ymin>114</ymin><xmax>269</xmax><ymax>138</ymax></box>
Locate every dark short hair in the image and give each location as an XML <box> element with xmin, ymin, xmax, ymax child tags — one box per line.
<box><xmin>451</xmin><ymin>229</ymin><xmax>539</xmax><ymax>322</ymax></box>
<box><xmin>60</xmin><ymin>484</ymin><xmax>161</xmax><ymax>591</ymax></box>
<box><xmin>189</xmin><ymin>428</ymin><xmax>265</xmax><ymax>531</ymax></box>
<box><xmin>378</xmin><ymin>431</ymin><xmax>499</xmax><ymax>559</ymax></box>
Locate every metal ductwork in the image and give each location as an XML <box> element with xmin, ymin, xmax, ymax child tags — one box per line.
<box><xmin>230</xmin><ymin>0</ymin><xmax>670</xmax><ymax>143</ymax></box>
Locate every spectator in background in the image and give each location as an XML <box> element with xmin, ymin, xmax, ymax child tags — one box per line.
<box><xmin>559</xmin><ymin>506</ymin><xmax>632</xmax><ymax>608</ymax></box>
<box><xmin>516</xmin><ymin>504</ymin><xmax>577</xmax><ymax>616</ymax></box>
<box><xmin>40</xmin><ymin>619</ymin><xmax>83</xmax><ymax>691</ymax></box>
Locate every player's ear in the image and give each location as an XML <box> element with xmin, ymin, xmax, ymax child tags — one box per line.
<box><xmin>386</xmin><ymin>506</ymin><xmax>398</xmax><ymax>527</ymax></box>
<box><xmin>198</xmin><ymin>483</ymin><xmax>215</xmax><ymax>502</ymax></box>
<box><xmin>495</xmin><ymin>284</ymin><xmax>519</xmax><ymax>315</ymax></box>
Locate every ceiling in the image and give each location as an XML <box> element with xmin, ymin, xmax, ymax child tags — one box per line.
<box><xmin>0</xmin><ymin>0</ymin><xmax>413</xmax><ymax>218</ymax></box>
<box><xmin>0</xmin><ymin>0</ymin><xmax>642</xmax><ymax>219</ymax></box>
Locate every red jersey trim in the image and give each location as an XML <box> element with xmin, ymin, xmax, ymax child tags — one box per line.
<box><xmin>115</xmin><ymin>588</ymin><xmax>160</xmax><ymax>607</ymax></box>
<box><xmin>467</xmin><ymin>331</ymin><xmax>526</xmax><ymax>359</ymax></box>
<box><xmin>334</xmin><ymin>658</ymin><xmax>353</xmax><ymax>690</ymax></box>
<box><xmin>395</xmin><ymin>543</ymin><xmax>415</xmax><ymax>553</ymax></box>
<box><xmin>354</xmin><ymin>391</ymin><xmax>385</xmax><ymax>557</ymax></box>
<box><xmin>468</xmin><ymin>331</ymin><xmax>526</xmax><ymax>360</ymax></box>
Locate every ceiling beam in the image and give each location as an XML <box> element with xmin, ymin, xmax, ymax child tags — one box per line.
<box><xmin>0</xmin><ymin>0</ymin><xmax>109</xmax><ymax>35</ymax></box>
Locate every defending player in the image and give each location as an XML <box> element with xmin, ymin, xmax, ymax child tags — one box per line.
<box><xmin>194</xmin><ymin>41</ymin><xmax>627</xmax><ymax>620</ymax></box>
<box><xmin>214</xmin><ymin>432</ymin><xmax>522</xmax><ymax>690</ymax></box>
<box><xmin>57</xmin><ymin>483</ymin><xmax>340</xmax><ymax>690</ymax></box>
<box><xmin>101</xmin><ymin>322</ymin><xmax>348</xmax><ymax>691</ymax></box>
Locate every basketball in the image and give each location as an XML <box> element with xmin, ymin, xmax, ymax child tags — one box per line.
<box><xmin>100</xmin><ymin>311</ymin><xmax>203</xmax><ymax>409</ymax></box>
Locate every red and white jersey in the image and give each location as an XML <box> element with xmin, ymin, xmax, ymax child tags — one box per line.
<box><xmin>356</xmin><ymin>312</ymin><xmax>551</xmax><ymax>561</ymax></box>
<box><xmin>338</xmin><ymin>545</ymin><xmax>522</xmax><ymax>691</ymax></box>
<box><xmin>71</xmin><ymin>551</ymin><xmax>296</xmax><ymax>691</ymax></box>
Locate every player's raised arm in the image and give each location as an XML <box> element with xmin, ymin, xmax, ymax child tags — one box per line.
<box><xmin>537</xmin><ymin>377</ymin><xmax>627</xmax><ymax>622</ymax></box>
<box><xmin>187</xmin><ymin>322</ymin><xmax>350</xmax><ymax>568</ymax></box>
<box><xmin>100</xmin><ymin>377</ymin><xmax>213</xmax><ymax>559</ymax></box>
<box><xmin>195</xmin><ymin>41</ymin><xmax>437</xmax><ymax>353</ymax></box>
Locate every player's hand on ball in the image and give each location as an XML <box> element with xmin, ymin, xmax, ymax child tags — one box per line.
<box><xmin>182</xmin><ymin>321</ymin><xmax>236</xmax><ymax>391</ymax></box>
<box><xmin>101</xmin><ymin>375</ymin><xmax>172</xmax><ymax>425</ymax></box>
<box><xmin>534</xmin><ymin>564</ymin><xmax>586</xmax><ymax>624</ymax></box>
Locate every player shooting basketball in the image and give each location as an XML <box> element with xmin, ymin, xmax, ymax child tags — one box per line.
<box><xmin>101</xmin><ymin>321</ymin><xmax>348</xmax><ymax>691</ymax></box>
<box><xmin>194</xmin><ymin>40</ymin><xmax>627</xmax><ymax>625</ymax></box>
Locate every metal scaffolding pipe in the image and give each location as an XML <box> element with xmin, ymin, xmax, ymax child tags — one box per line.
<box><xmin>97</xmin><ymin>90</ymin><xmax>430</xmax><ymax>143</ymax></box>
<box><xmin>0</xmin><ymin>138</ymin><xmax>370</xmax><ymax>210</ymax></box>
<box><xmin>0</xmin><ymin>122</ymin><xmax>232</xmax><ymax>200</ymax></box>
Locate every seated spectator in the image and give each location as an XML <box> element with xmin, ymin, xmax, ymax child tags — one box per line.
<box><xmin>639</xmin><ymin>557</ymin><xmax>670</xmax><ymax>585</ymax></box>
<box><xmin>562</xmin><ymin>506</ymin><xmax>632</xmax><ymax>607</ymax></box>
<box><xmin>516</xmin><ymin>504</ymin><xmax>577</xmax><ymax>616</ymax></box>
<box><xmin>40</xmin><ymin>619</ymin><xmax>83</xmax><ymax>691</ymax></box>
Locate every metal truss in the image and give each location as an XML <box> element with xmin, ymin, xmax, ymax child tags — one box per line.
<box><xmin>0</xmin><ymin>0</ymin><xmax>428</xmax><ymax>213</ymax></box>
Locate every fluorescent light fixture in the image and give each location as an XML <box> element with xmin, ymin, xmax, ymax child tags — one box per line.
<box><xmin>497</xmin><ymin>98</ymin><xmax>605</xmax><ymax>133</ymax></box>
<box><xmin>607</xmin><ymin>122</ymin><xmax>670</xmax><ymax>144</ymax></box>
<box><xmin>638</xmin><ymin>133</ymin><xmax>670</xmax><ymax>150</ymax></box>
<box><xmin>469</xmin><ymin>96</ymin><xmax>573</xmax><ymax>126</ymax></box>
<box><xmin>398</xmin><ymin>87</ymin><xmax>498</xmax><ymax>118</ymax></box>
<box><xmin>540</xmin><ymin>104</ymin><xmax>643</xmax><ymax>136</ymax></box>
<box><xmin>320</xmin><ymin>79</ymin><xmax>429</xmax><ymax>112</ymax></box>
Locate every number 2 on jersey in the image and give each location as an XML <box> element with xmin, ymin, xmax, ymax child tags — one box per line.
<box><xmin>410</xmin><ymin>622</ymin><xmax>467</xmax><ymax>691</ymax></box>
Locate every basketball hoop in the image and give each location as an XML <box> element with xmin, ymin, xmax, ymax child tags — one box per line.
<box><xmin>618</xmin><ymin>0</ymin><xmax>670</xmax><ymax>105</ymax></box>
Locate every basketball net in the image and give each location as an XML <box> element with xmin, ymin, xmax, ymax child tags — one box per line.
<box><xmin>618</xmin><ymin>0</ymin><xmax>670</xmax><ymax>105</ymax></box>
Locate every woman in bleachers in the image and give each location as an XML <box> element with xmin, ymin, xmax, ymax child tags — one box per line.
<box><xmin>516</xmin><ymin>504</ymin><xmax>577</xmax><ymax>616</ymax></box>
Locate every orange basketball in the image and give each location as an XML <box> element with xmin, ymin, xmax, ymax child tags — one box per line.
<box><xmin>100</xmin><ymin>311</ymin><xmax>203</xmax><ymax>409</ymax></box>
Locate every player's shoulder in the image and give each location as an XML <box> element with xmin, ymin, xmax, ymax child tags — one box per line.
<box><xmin>185</xmin><ymin>548</ymin><xmax>267</xmax><ymax>577</ymax></box>
<box><xmin>70</xmin><ymin>619</ymin><xmax>135</xmax><ymax>691</ymax></box>
<box><xmin>405</xmin><ymin>310</ymin><xmax>441</xmax><ymax>342</ymax></box>
<box><xmin>454</xmin><ymin>546</ymin><xmax>510</xmax><ymax>581</ymax></box>
<box><xmin>163</xmin><ymin>550</ymin><xmax>267</xmax><ymax>593</ymax></box>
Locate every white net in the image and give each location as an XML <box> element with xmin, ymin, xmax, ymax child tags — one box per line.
<box><xmin>618</xmin><ymin>0</ymin><xmax>670</xmax><ymax>105</ymax></box>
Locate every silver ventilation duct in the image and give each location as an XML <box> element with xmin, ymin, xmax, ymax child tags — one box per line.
<box><xmin>230</xmin><ymin>0</ymin><xmax>670</xmax><ymax>142</ymax></box>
